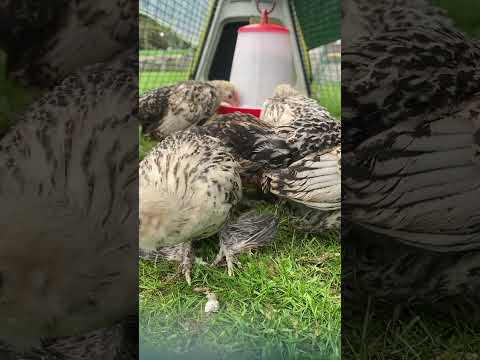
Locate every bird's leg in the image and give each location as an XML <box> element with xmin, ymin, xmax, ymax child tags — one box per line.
<box><xmin>211</xmin><ymin>246</ymin><xmax>225</xmax><ymax>266</ymax></box>
<box><xmin>211</xmin><ymin>244</ymin><xmax>241</xmax><ymax>276</ymax></box>
<box><xmin>180</xmin><ymin>242</ymin><xmax>194</xmax><ymax>285</ymax></box>
<box><xmin>223</xmin><ymin>246</ymin><xmax>242</xmax><ymax>277</ymax></box>
<box><xmin>225</xmin><ymin>251</ymin><xmax>241</xmax><ymax>277</ymax></box>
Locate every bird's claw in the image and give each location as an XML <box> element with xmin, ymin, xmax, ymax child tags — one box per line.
<box><xmin>226</xmin><ymin>254</ymin><xmax>241</xmax><ymax>277</ymax></box>
<box><xmin>212</xmin><ymin>251</ymin><xmax>241</xmax><ymax>276</ymax></box>
<box><xmin>184</xmin><ymin>269</ymin><xmax>192</xmax><ymax>285</ymax></box>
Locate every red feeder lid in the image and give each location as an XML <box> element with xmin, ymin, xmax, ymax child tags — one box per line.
<box><xmin>217</xmin><ymin>104</ymin><xmax>262</xmax><ymax>118</ymax></box>
<box><xmin>238</xmin><ymin>23</ymin><xmax>289</xmax><ymax>33</ymax></box>
<box><xmin>238</xmin><ymin>8</ymin><xmax>289</xmax><ymax>33</ymax></box>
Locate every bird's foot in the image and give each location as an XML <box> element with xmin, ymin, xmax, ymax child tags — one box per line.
<box><xmin>226</xmin><ymin>253</ymin><xmax>241</xmax><ymax>277</ymax></box>
<box><xmin>183</xmin><ymin>267</ymin><xmax>192</xmax><ymax>285</ymax></box>
<box><xmin>180</xmin><ymin>242</ymin><xmax>194</xmax><ymax>285</ymax></box>
<box><xmin>211</xmin><ymin>249</ymin><xmax>225</xmax><ymax>267</ymax></box>
<box><xmin>211</xmin><ymin>248</ymin><xmax>241</xmax><ymax>276</ymax></box>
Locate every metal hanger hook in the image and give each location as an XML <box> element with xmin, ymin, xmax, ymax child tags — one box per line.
<box><xmin>256</xmin><ymin>0</ymin><xmax>276</xmax><ymax>15</ymax></box>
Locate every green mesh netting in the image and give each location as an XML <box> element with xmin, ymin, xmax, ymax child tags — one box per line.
<box><xmin>139</xmin><ymin>0</ymin><xmax>341</xmax><ymax>118</ymax></box>
<box><xmin>139</xmin><ymin>0</ymin><xmax>216</xmax><ymax>93</ymax></box>
<box><xmin>291</xmin><ymin>0</ymin><xmax>340</xmax><ymax>118</ymax></box>
<box><xmin>291</xmin><ymin>0</ymin><xmax>340</xmax><ymax>49</ymax></box>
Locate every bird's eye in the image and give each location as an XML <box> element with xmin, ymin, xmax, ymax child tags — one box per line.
<box><xmin>228</xmin><ymin>94</ymin><xmax>233</xmax><ymax>99</ymax></box>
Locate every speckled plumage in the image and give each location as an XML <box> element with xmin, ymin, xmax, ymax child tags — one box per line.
<box><xmin>212</xmin><ymin>210</ymin><xmax>278</xmax><ymax>276</ymax></box>
<box><xmin>0</xmin><ymin>0</ymin><xmax>137</xmax><ymax>88</ymax></box>
<box><xmin>342</xmin><ymin>0</ymin><xmax>455</xmax><ymax>49</ymax></box>
<box><xmin>0</xmin><ymin>51</ymin><xmax>138</xmax><ymax>348</ymax></box>
<box><xmin>204</xmin><ymin>113</ymin><xmax>295</xmax><ymax>172</ymax></box>
<box><xmin>264</xmin><ymin>146</ymin><xmax>341</xmax><ymax>212</ymax></box>
<box><xmin>343</xmin><ymin>25</ymin><xmax>480</xmax><ymax>151</ymax></box>
<box><xmin>344</xmin><ymin>94</ymin><xmax>480</xmax><ymax>252</ymax></box>
<box><xmin>139</xmin><ymin>129</ymin><xmax>242</xmax><ymax>282</ymax></box>
<box><xmin>283</xmin><ymin>202</ymin><xmax>340</xmax><ymax>234</ymax></box>
<box><xmin>139</xmin><ymin>80</ymin><xmax>239</xmax><ymax>140</ymax></box>
<box><xmin>343</xmin><ymin>25</ymin><xmax>480</xmax><ymax>249</ymax></box>
<box><xmin>206</xmin><ymin>112</ymin><xmax>341</xmax><ymax>170</ymax></box>
<box><xmin>261</xmin><ymin>84</ymin><xmax>337</xmax><ymax>128</ymax></box>
<box><xmin>342</xmin><ymin>13</ymin><xmax>480</xmax><ymax>312</ymax></box>
<box><xmin>206</xmin><ymin>91</ymin><xmax>341</xmax><ymax>232</ymax></box>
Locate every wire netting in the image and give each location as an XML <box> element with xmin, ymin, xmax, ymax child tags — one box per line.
<box><xmin>291</xmin><ymin>0</ymin><xmax>340</xmax><ymax>118</ymax></box>
<box><xmin>139</xmin><ymin>0</ymin><xmax>215</xmax><ymax>93</ymax></box>
<box><xmin>139</xmin><ymin>0</ymin><xmax>340</xmax><ymax>118</ymax></box>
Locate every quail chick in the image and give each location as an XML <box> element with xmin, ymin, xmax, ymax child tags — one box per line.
<box><xmin>139</xmin><ymin>129</ymin><xmax>242</xmax><ymax>283</ymax></box>
<box><xmin>139</xmin><ymin>80</ymin><xmax>240</xmax><ymax>141</ymax></box>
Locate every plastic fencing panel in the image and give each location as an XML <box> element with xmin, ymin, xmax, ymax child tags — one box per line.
<box><xmin>291</xmin><ymin>0</ymin><xmax>341</xmax><ymax>119</ymax></box>
<box><xmin>139</xmin><ymin>0</ymin><xmax>215</xmax><ymax>94</ymax></box>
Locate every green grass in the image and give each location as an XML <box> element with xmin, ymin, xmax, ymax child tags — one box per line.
<box><xmin>140</xmin><ymin>71</ymin><xmax>188</xmax><ymax>94</ymax></box>
<box><xmin>140</xmin><ymin>205</ymin><xmax>341</xmax><ymax>360</ymax></box>
<box><xmin>312</xmin><ymin>81</ymin><xmax>341</xmax><ymax>120</ymax></box>
<box><xmin>344</xmin><ymin>306</ymin><xmax>480</xmax><ymax>359</ymax></box>
<box><xmin>140</xmin><ymin>49</ymin><xmax>191</xmax><ymax>57</ymax></box>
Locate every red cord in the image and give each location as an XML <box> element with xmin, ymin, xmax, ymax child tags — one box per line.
<box><xmin>260</xmin><ymin>9</ymin><xmax>268</xmax><ymax>24</ymax></box>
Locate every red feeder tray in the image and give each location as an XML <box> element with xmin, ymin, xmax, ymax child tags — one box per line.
<box><xmin>217</xmin><ymin>104</ymin><xmax>262</xmax><ymax>118</ymax></box>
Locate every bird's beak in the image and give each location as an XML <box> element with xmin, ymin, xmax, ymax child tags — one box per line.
<box><xmin>228</xmin><ymin>92</ymin><xmax>241</xmax><ymax>107</ymax></box>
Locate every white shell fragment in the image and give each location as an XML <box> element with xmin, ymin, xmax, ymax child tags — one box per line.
<box><xmin>204</xmin><ymin>292</ymin><xmax>220</xmax><ymax>314</ymax></box>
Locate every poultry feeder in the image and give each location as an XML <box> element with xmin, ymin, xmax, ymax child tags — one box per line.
<box><xmin>193</xmin><ymin>0</ymin><xmax>309</xmax><ymax>118</ymax></box>
<box><xmin>229</xmin><ymin>10</ymin><xmax>294</xmax><ymax>108</ymax></box>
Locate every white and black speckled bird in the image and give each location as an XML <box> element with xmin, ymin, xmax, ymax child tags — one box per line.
<box><xmin>342</xmin><ymin>0</ymin><xmax>455</xmax><ymax>50</ymax></box>
<box><xmin>343</xmin><ymin>25</ymin><xmax>480</xmax><ymax>152</ymax></box>
<box><xmin>139</xmin><ymin>129</ymin><xmax>242</xmax><ymax>284</ymax></box>
<box><xmin>0</xmin><ymin>0</ymin><xmax>136</xmax><ymax>88</ymax></box>
<box><xmin>139</xmin><ymin>80</ymin><xmax>240</xmax><ymax>141</ymax></box>
<box><xmin>212</xmin><ymin>210</ymin><xmax>278</xmax><ymax>276</ymax></box>
<box><xmin>263</xmin><ymin>146</ymin><xmax>341</xmax><ymax>211</ymax></box>
<box><xmin>342</xmin><ymin>23</ymin><xmax>480</xmax><ymax>310</ymax></box>
<box><xmin>206</xmin><ymin>106</ymin><xmax>340</xmax><ymax>171</ymax></box>
<box><xmin>261</xmin><ymin>84</ymin><xmax>337</xmax><ymax>128</ymax></box>
<box><xmin>203</xmin><ymin>112</ymin><xmax>295</xmax><ymax>174</ymax></box>
<box><xmin>206</xmin><ymin>106</ymin><xmax>341</xmax><ymax>232</ymax></box>
<box><xmin>344</xmin><ymin>92</ymin><xmax>480</xmax><ymax>252</ymax></box>
<box><xmin>0</xmin><ymin>50</ymin><xmax>137</xmax><ymax>349</ymax></box>
<box><xmin>342</xmin><ymin>25</ymin><xmax>480</xmax><ymax>160</ymax></box>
